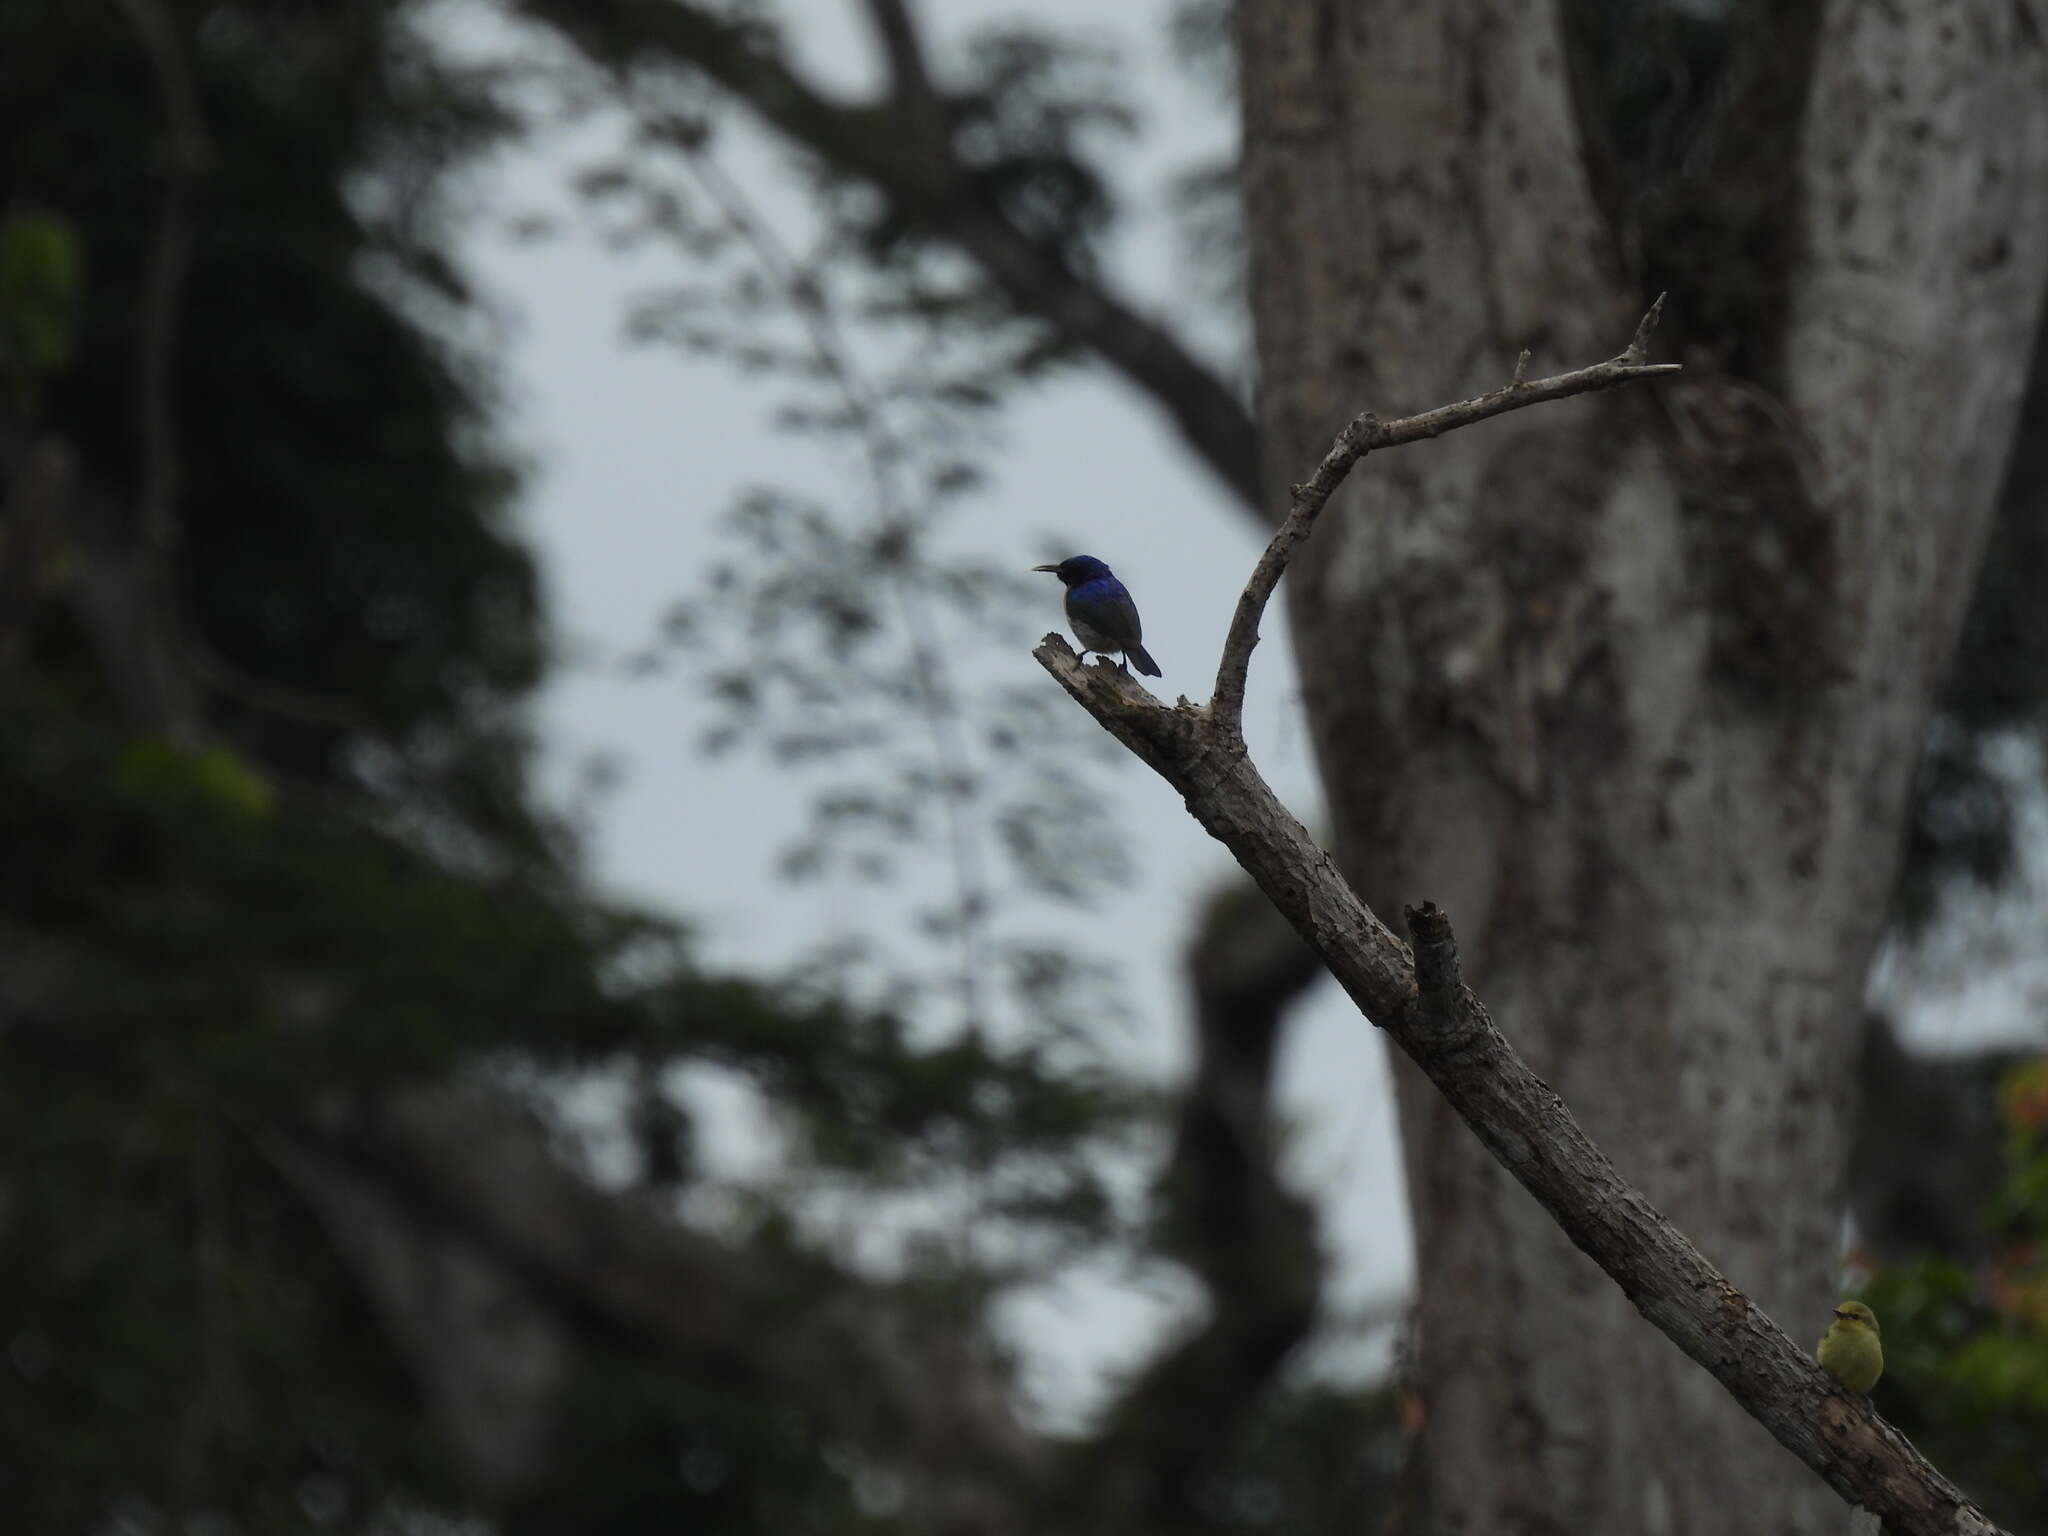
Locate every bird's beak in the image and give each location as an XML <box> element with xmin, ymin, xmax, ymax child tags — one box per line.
<box><xmin>1031</xmin><ymin>564</ymin><xmax>1059</xmax><ymax>573</ymax></box>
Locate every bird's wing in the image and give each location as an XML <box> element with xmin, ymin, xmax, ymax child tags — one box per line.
<box><xmin>1090</xmin><ymin>583</ymin><xmax>1143</xmax><ymax>642</ymax></box>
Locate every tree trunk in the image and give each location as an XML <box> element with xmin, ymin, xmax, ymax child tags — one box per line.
<box><xmin>1235</xmin><ymin>2</ymin><xmax>2048</xmax><ymax>1532</ymax></box>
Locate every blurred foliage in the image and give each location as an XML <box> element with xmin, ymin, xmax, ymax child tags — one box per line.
<box><xmin>0</xmin><ymin>209</ymin><xmax>80</xmax><ymax>402</ymax></box>
<box><xmin>1859</xmin><ymin>1055</ymin><xmax>2048</xmax><ymax>1531</ymax></box>
<box><xmin>0</xmin><ymin>1</ymin><xmax>1150</xmax><ymax>1529</ymax></box>
<box><xmin>902</xmin><ymin>23</ymin><xmax>1134</xmax><ymax>267</ymax></box>
<box><xmin>577</xmin><ymin>83</ymin><xmax>1144</xmax><ymax>1030</ymax></box>
<box><xmin>3</xmin><ymin>0</ymin><xmax>547</xmax><ymax>841</ymax></box>
<box><xmin>1897</xmin><ymin>327</ymin><xmax>2048</xmax><ymax>931</ymax></box>
<box><xmin>1</xmin><ymin>688</ymin><xmax>1138</xmax><ymax>1527</ymax></box>
<box><xmin>502</xmin><ymin>1350</ymin><xmax>900</xmax><ymax>1536</ymax></box>
<box><xmin>1174</xmin><ymin>1378</ymin><xmax>1402</xmax><ymax>1534</ymax></box>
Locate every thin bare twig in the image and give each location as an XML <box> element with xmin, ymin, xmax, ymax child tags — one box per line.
<box><xmin>1207</xmin><ymin>297</ymin><xmax>1679</xmax><ymax>744</ymax></box>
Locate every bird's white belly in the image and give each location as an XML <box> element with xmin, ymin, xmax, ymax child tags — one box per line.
<box><xmin>1070</xmin><ymin>615</ymin><xmax>1120</xmax><ymax>654</ymax></box>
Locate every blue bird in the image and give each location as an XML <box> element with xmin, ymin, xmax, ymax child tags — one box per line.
<box><xmin>1034</xmin><ymin>555</ymin><xmax>1161</xmax><ymax>677</ymax></box>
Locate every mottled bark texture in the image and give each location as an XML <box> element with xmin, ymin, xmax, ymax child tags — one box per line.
<box><xmin>1234</xmin><ymin>1</ymin><xmax>2048</xmax><ymax>1532</ymax></box>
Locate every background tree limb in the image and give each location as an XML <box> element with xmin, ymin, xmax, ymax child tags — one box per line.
<box><xmin>510</xmin><ymin>0</ymin><xmax>1265</xmax><ymax>512</ymax></box>
<box><xmin>1072</xmin><ymin>878</ymin><xmax>1326</xmax><ymax>1530</ymax></box>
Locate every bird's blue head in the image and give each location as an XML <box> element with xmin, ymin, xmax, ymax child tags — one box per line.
<box><xmin>1032</xmin><ymin>555</ymin><xmax>1114</xmax><ymax>588</ymax></box>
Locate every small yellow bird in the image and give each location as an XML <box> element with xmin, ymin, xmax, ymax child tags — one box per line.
<box><xmin>1816</xmin><ymin>1300</ymin><xmax>1883</xmax><ymax>1393</ymax></box>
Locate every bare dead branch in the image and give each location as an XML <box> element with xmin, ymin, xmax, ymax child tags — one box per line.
<box><xmin>1207</xmin><ymin>299</ymin><xmax>1679</xmax><ymax>743</ymax></box>
<box><xmin>1031</xmin><ymin>315</ymin><xmax>2008</xmax><ymax>1531</ymax></box>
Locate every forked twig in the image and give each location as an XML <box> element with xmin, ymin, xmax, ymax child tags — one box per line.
<box><xmin>1208</xmin><ymin>296</ymin><xmax>1678</xmax><ymax>743</ymax></box>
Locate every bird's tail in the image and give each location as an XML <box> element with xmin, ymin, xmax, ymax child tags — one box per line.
<box><xmin>1128</xmin><ymin>644</ymin><xmax>1162</xmax><ymax>678</ymax></box>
